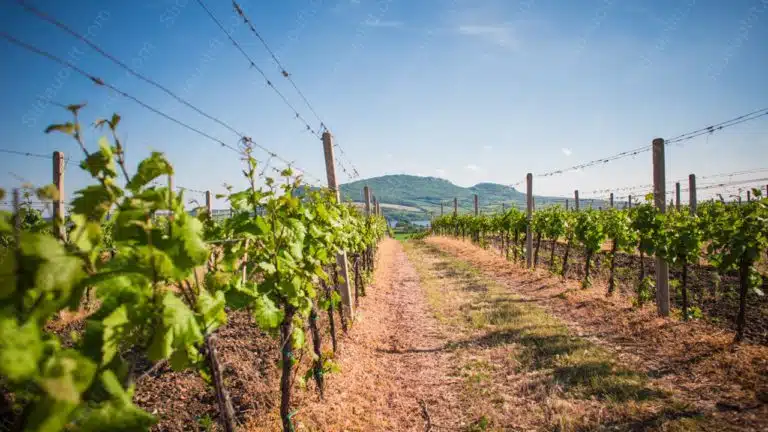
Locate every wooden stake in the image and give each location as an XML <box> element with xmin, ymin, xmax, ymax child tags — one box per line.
<box><xmin>453</xmin><ymin>197</ymin><xmax>458</xmax><ymax>216</ymax></box>
<box><xmin>363</xmin><ymin>186</ymin><xmax>371</xmax><ymax>216</ymax></box>
<box><xmin>675</xmin><ymin>182</ymin><xmax>681</xmax><ymax>210</ymax></box>
<box><xmin>474</xmin><ymin>194</ymin><xmax>479</xmax><ymax>216</ymax></box>
<box><xmin>747</xmin><ymin>190</ymin><xmax>751</xmax><ymax>202</ymax></box>
<box><xmin>628</xmin><ymin>194</ymin><xmax>632</xmax><ymax>209</ymax></box>
<box><xmin>689</xmin><ymin>174</ymin><xmax>697</xmax><ymax>215</ymax></box>
<box><xmin>526</xmin><ymin>173</ymin><xmax>533</xmax><ymax>268</ymax></box>
<box><xmin>652</xmin><ymin>138</ymin><xmax>670</xmax><ymax>317</ymax></box>
<box><xmin>206</xmin><ymin>334</ymin><xmax>237</xmax><ymax>432</ymax></box>
<box><xmin>574</xmin><ymin>190</ymin><xmax>580</xmax><ymax>211</ymax></box>
<box><xmin>440</xmin><ymin>202</ymin><xmax>444</xmax><ymax>216</ymax></box>
<box><xmin>52</xmin><ymin>151</ymin><xmax>65</xmax><ymax>241</ymax></box>
<box><xmin>205</xmin><ymin>190</ymin><xmax>212</xmax><ymax>216</ymax></box>
<box><xmin>609</xmin><ymin>193</ymin><xmax>614</xmax><ymax>208</ymax></box>
<box><xmin>321</xmin><ymin>131</ymin><xmax>353</xmax><ymax>318</ymax></box>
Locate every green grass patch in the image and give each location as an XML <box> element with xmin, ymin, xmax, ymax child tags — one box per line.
<box><xmin>406</xmin><ymin>241</ymin><xmax>666</xmax><ymax>404</ymax></box>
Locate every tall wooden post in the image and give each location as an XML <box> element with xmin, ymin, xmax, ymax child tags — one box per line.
<box><xmin>526</xmin><ymin>173</ymin><xmax>533</xmax><ymax>268</ymax></box>
<box><xmin>565</xmin><ymin>199</ymin><xmax>569</xmax><ymax>211</ymax></box>
<box><xmin>675</xmin><ymin>182</ymin><xmax>681</xmax><ymax>210</ymax></box>
<box><xmin>628</xmin><ymin>194</ymin><xmax>632</xmax><ymax>209</ymax></box>
<box><xmin>574</xmin><ymin>190</ymin><xmax>580</xmax><ymax>211</ymax></box>
<box><xmin>205</xmin><ymin>190</ymin><xmax>212</xmax><ymax>216</ymax></box>
<box><xmin>502</xmin><ymin>202</ymin><xmax>506</xmax><ymax>212</ymax></box>
<box><xmin>321</xmin><ymin>131</ymin><xmax>353</xmax><ymax>317</ymax></box>
<box><xmin>440</xmin><ymin>202</ymin><xmax>444</xmax><ymax>216</ymax></box>
<box><xmin>747</xmin><ymin>190</ymin><xmax>751</xmax><ymax>202</ymax></box>
<box><xmin>689</xmin><ymin>174</ymin><xmax>697</xmax><ymax>215</ymax></box>
<box><xmin>652</xmin><ymin>138</ymin><xmax>670</xmax><ymax>317</ymax></box>
<box><xmin>474</xmin><ymin>194</ymin><xmax>479</xmax><ymax>216</ymax></box>
<box><xmin>609</xmin><ymin>193</ymin><xmax>614</xmax><ymax>208</ymax></box>
<box><xmin>52</xmin><ymin>151</ymin><xmax>65</xmax><ymax>240</ymax></box>
<box><xmin>363</xmin><ymin>186</ymin><xmax>371</xmax><ymax>216</ymax></box>
<box><xmin>453</xmin><ymin>197</ymin><xmax>458</xmax><ymax>216</ymax></box>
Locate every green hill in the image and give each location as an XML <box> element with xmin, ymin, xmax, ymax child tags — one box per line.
<box><xmin>338</xmin><ymin>175</ymin><xmax>577</xmax><ymax>222</ymax></box>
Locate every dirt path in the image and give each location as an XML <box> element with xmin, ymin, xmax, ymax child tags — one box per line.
<box><xmin>276</xmin><ymin>236</ymin><xmax>768</xmax><ymax>431</ymax></box>
<box><xmin>294</xmin><ymin>238</ymin><xmax>464</xmax><ymax>431</ymax></box>
<box><xmin>424</xmin><ymin>236</ymin><xmax>768</xmax><ymax>432</ymax></box>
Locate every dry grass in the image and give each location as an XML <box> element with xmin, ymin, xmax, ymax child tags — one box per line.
<box><xmin>426</xmin><ymin>236</ymin><xmax>768</xmax><ymax>431</ymax></box>
<box><xmin>404</xmin><ymin>241</ymin><xmax>713</xmax><ymax>431</ymax></box>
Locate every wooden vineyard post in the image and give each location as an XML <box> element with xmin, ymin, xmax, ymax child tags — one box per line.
<box><xmin>502</xmin><ymin>202</ymin><xmax>506</xmax><ymax>212</ymax></box>
<box><xmin>566</xmin><ymin>199</ymin><xmax>569</xmax><ymax>211</ymax></box>
<box><xmin>652</xmin><ymin>138</ymin><xmax>670</xmax><ymax>317</ymax></box>
<box><xmin>526</xmin><ymin>173</ymin><xmax>533</xmax><ymax>268</ymax></box>
<box><xmin>675</xmin><ymin>182</ymin><xmax>681</xmax><ymax>210</ymax></box>
<box><xmin>689</xmin><ymin>174</ymin><xmax>697</xmax><ymax>215</ymax></box>
<box><xmin>747</xmin><ymin>190</ymin><xmax>751</xmax><ymax>202</ymax></box>
<box><xmin>474</xmin><ymin>194</ymin><xmax>479</xmax><ymax>216</ymax></box>
<box><xmin>609</xmin><ymin>193</ymin><xmax>613</xmax><ymax>208</ymax></box>
<box><xmin>321</xmin><ymin>131</ymin><xmax>354</xmax><ymax>318</ymax></box>
<box><xmin>52</xmin><ymin>151</ymin><xmax>65</xmax><ymax>241</ymax></box>
<box><xmin>205</xmin><ymin>190</ymin><xmax>213</xmax><ymax>216</ymax></box>
<box><xmin>574</xmin><ymin>190</ymin><xmax>580</xmax><ymax>211</ymax></box>
<box><xmin>441</xmin><ymin>202</ymin><xmax>444</xmax><ymax>216</ymax></box>
<box><xmin>364</xmin><ymin>186</ymin><xmax>371</xmax><ymax>216</ymax></box>
<box><xmin>628</xmin><ymin>194</ymin><xmax>632</xmax><ymax>209</ymax></box>
<box><xmin>454</xmin><ymin>197</ymin><xmax>458</xmax><ymax>216</ymax></box>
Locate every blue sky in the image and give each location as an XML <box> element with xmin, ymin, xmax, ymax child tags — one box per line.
<box><xmin>1</xmin><ymin>0</ymin><xmax>767</xmax><ymax>208</ymax></box>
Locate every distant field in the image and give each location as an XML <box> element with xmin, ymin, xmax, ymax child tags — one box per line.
<box><xmin>350</xmin><ymin>201</ymin><xmax>423</xmax><ymax>212</ymax></box>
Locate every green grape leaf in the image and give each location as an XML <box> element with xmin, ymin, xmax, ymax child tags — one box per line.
<box><xmin>80</xmin><ymin>138</ymin><xmax>117</xmax><ymax>179</ymax></box>
<box><xmin>148</xmin><ymin>293</ymin><xmax>203</xmax><ymax>363</ymax></box>
<box><xmin>0</xmin><ymin>317</ymin><xmax>43</xmax><ymax>382</ymax></box>
<box><xmin>252</xmin><ymin>294</ymin><xmax>284</xmax><ymax>330</ymax></box>
<box><xmin>197</xmin><ymin>289</ymin><xmax>227</xmax><ymax>332</ymax></box>
<box><xmin>291</xmin><ymin>326</ymin><xmax>305</xmax><ymax>350</ymax></box>
<box><xmin>224</xmin><ymin>280</ymin><xmax>259</xmax><ymax>310</ymax></box>
<box><xmin>39</xmin><ymin>350</ymin><xmax>97</xmax><ymax>403</ymax></box>
<box><xmin>126</xmin><ymin>152</ymin><xmax>173</xmax><ymax>192</ymax></box>
<box><xmin>44</xmin><ymin>122</ymin><xmax>76</xmax><ymax>135</ymax></box>
<box><xmin>101</xmin><ymin>305</ymin><xmax>130</xmax><ymax>366</ymax></box>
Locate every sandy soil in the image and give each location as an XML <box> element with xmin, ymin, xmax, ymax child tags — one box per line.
<box><xmin>292</xmin><ymin>238</ymin><xmax>465</xmax><ymax>431</ymax></box>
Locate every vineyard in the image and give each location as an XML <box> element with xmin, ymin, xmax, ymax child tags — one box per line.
<box><xmin>0</xmin><ymin>109</ymin><xmax>386</xmax><ymax>431</ymax></box>
<box><xmin>3</xmin><ymin>1</ymin><xmax>768</xmax><ymax>431</ymax></box>
<box><xmin>430</xmin><ymin>194</ymin><xmax>768</xmax><ymax>344</ymax></box>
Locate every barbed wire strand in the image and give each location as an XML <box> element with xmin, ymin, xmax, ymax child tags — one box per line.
<box><xmin>532</xmin><ymin>107</ymin><xmax>768</xmax><ymax>179</ymax></box>
<box><xmin>232</xmin><ymin>0</ymin><xmax>360</xmax><ymax>179</ymax></box>
<box><xmin>14</xmin><ymin>1</ymin><xmax>324</xmax><ymax>186</ymax></box>
<box><xmin>193</xmin><ymin>0</ymin><xmax>318</xmax><ymax>138</ymax></box>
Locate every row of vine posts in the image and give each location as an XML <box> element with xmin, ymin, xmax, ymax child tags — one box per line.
<box><xmin>436</xmin><ymin>137</ymin><xmax>768</xmax><ymax>320</ymax></box>
<box><xmin>3</xmin><ymin>124</ymin><xmax>385</xmax><ymax>432</ymax></box>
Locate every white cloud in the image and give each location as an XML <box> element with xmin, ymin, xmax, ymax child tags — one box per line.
<box><xmin>483</xmin><ymin>145</ymin><xmax>493</xmax><ymax>151</ymax></box>
<box><xmin>457</xmin><ymin>24</ymin><xmax>519</xmax><ymax>50</ymax></box>
<box><xmin>465</xmin><ymin>164</ymin><xmax>480</xmax><ymax>171</ymax></box>
<box><xmin>364</xmin><ymin>19</ymin><xmax>403</xmax><ymax>28</ymax></box>
<box><xmin>562</xmin><ymin>148</ymin><xmax>572</xmax><ymax>156</ymax></box>
<box><xmin>435</xmin><ymin>168</ymin><xmax>447</xmax><ymax>176</ymax></box>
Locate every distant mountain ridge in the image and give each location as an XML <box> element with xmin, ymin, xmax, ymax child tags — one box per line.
<box><xmin>338</xmin><ymin>174</ymin><xmax>568</xmax><ymax>219</ymax></box>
